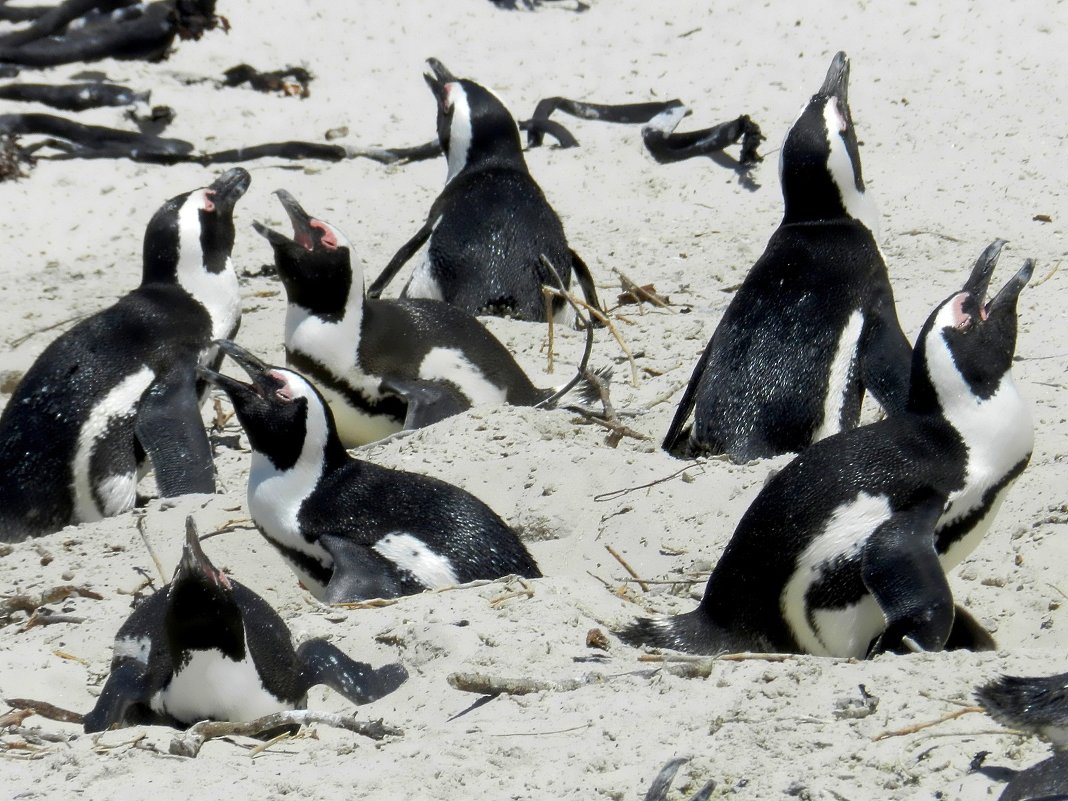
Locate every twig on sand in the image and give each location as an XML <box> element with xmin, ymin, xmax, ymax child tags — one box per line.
<box><xmin>169</xmin><ymin>710</ymin><xmax>403</xmax><ymax>757</ymax></box>
<box><xmin>9</xmin><ymin>312</ymin><xmax>89</xmax><ymax>347</ymax></box>
<box><xmin>614</xmin><ymin>268</ymin><xmax>673</xmax><ymax>312</ymax></box>
<box><xmin>605</xmin><ymin>544</ymin><xmax>649</xmax><ymax>592</ymax></box>
<box><xmin>1</xmin><ymin>584</ymin><xmax>102</xmax><ymax>622</ymax></box>
<box><xmin>448</xmin><ymin>672</ymin><xmax>606</xmax><ymax>695</ymax></box>
<box><xmin>3</xmin><ymin>697</ymin><xmax>84</xmax><ymax>724</ymax></box>
<box><xmin>870</xmin><ymin>706</ymin><xmax>983</xmax><ymax>741</ymax></box>
<box><xmin>135</xmin><ymin>513</ymin><xmax>167</xmax><ymax>584</ymax></box>
<box><xmin>594</xmin><ymin>460</ymin><xmax>707</xmax><ymax>502</ymax></box>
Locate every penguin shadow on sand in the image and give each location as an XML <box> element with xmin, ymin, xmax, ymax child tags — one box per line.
<box><xmin>252</xmin><ymin>189</ymin><xmax>606</xmax><ymax>447</ymax></box>
<box><xmin>0</xmin><ymin>167</ymin><xmax>251</xmax><ymax>543</ymax></box>
<box><xmin>619</xmin><ymin>241</ymin><xmax>1034</xmax><ymax>658</ymax></box>
<box><xmin>973</xmin><ymin>671</ymin><xmax>1068</xmax><ymax>800</ymax></box>
<box><xmin>663</xmin><ymin>51</ymin><xmax>913</xmax><ymax>464</ymax></box>
<box><xmin>199</xmin><ymin>340</ymin><xmax>542</xmax><ymax>604</ymax></box>
<box><xmin>367</xmin><ymin>58</ymin><xmax>604</xmax><ymax>325</ymax></box>
<box><xmin>84</xmin><ymin>517</ymin><xmax>407</xmax><ymax>734</ymax></box>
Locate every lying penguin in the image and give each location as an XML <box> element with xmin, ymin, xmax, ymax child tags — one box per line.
<box><xmin>83</xmin><ymin>517</ymin><xmax>407</xmax><ymax>732</ymax></box>
<box><xmin>621</xmin><ymin>241</ymin><xmax>1034</xmax><ymax>657</ymax></box>
<box><xmin>0</xmin><ymin>167</ymin><xmax>250</xmax><ymax>542</ymax></box>
<box><xmin>974</xmin><ymin>672</ymin><xmax>1068</xmax><ymax>801</ymax></box>
<box><xmin>663</xmin><ymin>52</ymin><xmax>913</xmax><ymax>462</ymax></box>
<box><xmin>254</xmin><ymin>189</ymin><xmax>603</xmax><ymax>446</ymax></box>
<box><xmin>367</xmin><ymin>58</ymin><xmax>603</xmax><ymax>323</ymax></box>
<box><xmin>199</xmin><ymin>341</ymin><xmax>542</xmax><ymax>602</ymax></box>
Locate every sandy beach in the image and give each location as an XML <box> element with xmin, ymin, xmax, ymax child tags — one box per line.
<box><xmin>1</xmin><ymin>1</ymin><xmax>1066</xmax><ymax>798</ymax></box>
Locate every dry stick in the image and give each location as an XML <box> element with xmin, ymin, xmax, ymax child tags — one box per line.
<box><xmin>870</xmin><ymin>706</ymin><xmax>984</xmax><ymax>741</ymax></box>
<box><xmin>135</xmin><ymin>513</ymin><xmax>167</xmax><ymax>584</ymax></box>
<box><xmin>9</xmin><ymin>312</ymin><xmax>89</xmax><ymax>348</ymax></box>
<box><xmin>19</xmin><ymin>611</ymin><xmax>85</xmax><ymax>631</ymax></box>
<box><xmin>614</xmin><ymin>268</ymin><xmax>674</xmax><ymax>311</ymax></box>
<box><xmin>620</xmin><ymin>577</ymin><xmax>704</xmax><ymax>586</ymax></box>
<box><xmin>542</xmin><ymin>286</ymin><xmax>556</xmax><ymax>374</ymax></box>
<box><xmin>247</xmin><ymin>730</ymin><xmax>295</xmax><ymax>758</ymax></box>
<box><xmin>605</xmin><ymin>544</ymin><xmax>649</xmax><ymax>592</ymax></box>
<box><xmin>1032</xmin><ymin>259</ymin><xmax>1061</xmax><ymax>288</ymax></box>
<box><xmin>0</xmin><ymin>584</ymin><xmax>102</xmax><ymax>619</ymax></box>
<box><xmin>643</xmin><ymin>379</ymin><xmax>687</xmax><ymax>410</ymax></box>
<box><xmin>594</xmin><ymin>460</ymin><xmax>707</xmax><ymax>502</ymax></box>
<box><xmin>169</xmin><ymin>711</ymin><xmax>402</xmax><ymax>758</ymax></box>
<box><xmin>573</xmin><ymin>368</ymin><xmax>647</xmax><ymax>446</ymax></box>
<box><xmin>448</xmin><ymin>672</ymin><xmax>605</xmax><ymax>695</ymax></box>
<box><xmin>4</xmin><ymin>697</ymin><xmax>84</xmax><ymax>724</ymax></box>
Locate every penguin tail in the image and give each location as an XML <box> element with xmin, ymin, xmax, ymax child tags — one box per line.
<box><xmin>615</xmin><ymin>608</ymin><xmax>725</xmax><ymax>654</ymax></box>
<box><xmin>974</xmin><ymin>672</ymin><xmax>1068</xmax><ymax>732</ymax></box>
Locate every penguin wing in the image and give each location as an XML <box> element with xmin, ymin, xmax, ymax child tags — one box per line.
<box><xmin>379</xmin><ymin>376</ymin><xmax>471</xmax><ymax>430</ymax></box>
<box><xmin>861</xmin><ymin>496</ymin><xmax>954</xmax><ymax>655</ymax></box>
<box><xmin>295</xmin><ymin>638</ymin><xmax>408</xmax><ymax>705</ymax></box>
<box><xmin>367</xmin><ymin>200</ymin><xmax>445</xmax><ymax>299</ymax></box>
<box><xmin>319</xmin><ymin>534</ymin><xmax>405</xmax><ymax>603</ymax></box>
<box><xmin>662</xmin><ymin>332</ymin><xmax>719</xmax><ymax>455</ymax></box>
<box><xmin>82</xmin><ymin>661</ymin><xmax>152</xmax><ymax>732</ymax></box>
<box><xmin>134</xmin><ymin>364</ymin><xmax>215</xmax><ymax>496</ymax></box>
<box><xmin>858</xmin><ymin>293</ymin><xmax>913</xmax><ymax>417</ymax></box>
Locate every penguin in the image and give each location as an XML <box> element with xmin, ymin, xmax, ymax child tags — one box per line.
<box><xmin>621</xmin><ymin>241</ymin><xmax>1034</xmax><ymax>658</ymax></box>
<box><xmin>199</xmin><ymin>340</ymin><xmax>542</xmax><ymax>602</ymax></box>
<box><xmin>974</xmin><ymin>672</ymin><xmax>1068</xmax><ymax>800</ymax></box>
<box><xmin>663</xmin><ymin>52</ymin><xmax>913</xmax><ymax>463</ymax></box>
<box><xmin>366</xmin><ymin>58</ymin><xmax>603</xmax><ymax>324</ymax></box>
<box><xmin>0</xmin><ymin>167</ymin><xmax>250</xmax><ymax>543</ymax></box>
<box><xmin>83</xmin><ymin>517</ymin><xmax>408</xmax><ymax>732</ymax></box>
<box><xmin>254</xmin><ymin>189</ymin><xmax>603</xmax><ymax>446</ymax></box>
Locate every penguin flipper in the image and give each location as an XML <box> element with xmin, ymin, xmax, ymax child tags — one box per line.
<box><xmin>861</xmin><ymin>498</ymin><xmax>954</xmax><ymax>655</ymax></box>
<box><xmin>135</xmin><ymin>366</ymin><xmax>215</xmax><ymax>496</ymax></box>
<box><xmin>643</xmin><ymin>757</ymin><xmax>717</xmax><ymax>801</ymax></box>
<box><xmin>858</xmin><ymin>295</ymin><xmax>912</xmax><ymax>417</ymax></box>
<box><xmin>319</xmin><ymin>534</ymin><xmax>405</xmax><ymax>603</ymax></box>
<box><xmin>367</xmin><ymin>214</ymin><xmax>437</xmax><ymax>299</ymax></box>
<box><xmin>295</xmin><ymin>638</ymin><xmax>408</xmax><ymax>705</ymax></box>
<box><xmin>83</xmin><ymin>661</ymin><xmax>150</xmax><ymax>733</ymax></box>
<box><xmin>379</xmin><ymin>376</ymin><xmax>471</xmax><ymax>430</ymax></box>
<box><xmin>662</xmin><ymin>334</ymin><xmax>718</xmax><ymax>455</ymax></box>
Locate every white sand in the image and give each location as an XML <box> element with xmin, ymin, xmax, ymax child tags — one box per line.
<box><xmin>1</xmin><ymin>1</ymin><xmax>1066</xmax><ymax>798</ymax></box>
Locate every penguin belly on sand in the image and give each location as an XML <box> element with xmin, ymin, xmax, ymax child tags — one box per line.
<box><xmin>0</xmin><ymin>168</ymin><xmax>250</xmax><ymax>542</ymax></box>
<box><xmin>255</xmin><ymin>189</ymin><xmax>601</xmax><ymax>446</ymax></box>
<box><xmin>367</xmin><ymin>58</ymin><xmax>603</xmax><ymax>323</ymax></box>
<box><xmin>83</xmin><ymin>517</ymin><xmax>407</xmax><ymax>732</ymax></box>
<box><xmin>663</xmin><ymin>52</ymin><xmax>912</xmax><ymax>463</ymax></box>
<box><xmin>200</xmin><ymin>341</ymin><xmax>542</xmax><ymax>602</ymax></box>
<box><xmin>623</xmin><ymin>241</ymin><xmax>1034</xmax><ymax>657</ymax></box>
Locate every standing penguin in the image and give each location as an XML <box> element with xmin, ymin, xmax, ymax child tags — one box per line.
<box><xmin>199</xmin><ymin>341</ymin><xmax>542</xmax><ymax>602</ymax></box>
<box><xmin>0</xmin><ymin>168</ymin><xmax>250</xmax><ymax>542</ymax></box>
<box><xmin>622</xmin><ymin>242</ymin><xmax>1033</xmax><ymax>657</ymax></box>
<box><xmin>663</xmin><ymin>52</ymin><xmax>912</xmax><ymax>462</ymax></box>
<box><xmin>83</xmin><ymin>517</ymin><xmax>408</xmax><ymax>732</ymax></box>
<box><xmin>255</xmin><ymin>189</ymin><xmax>601</xmax><ymax>445</ymax></box>
<box><xmin>366</xmin><ymin>58</ymin><xmax>603</xmax><ymax>323</ymax></box>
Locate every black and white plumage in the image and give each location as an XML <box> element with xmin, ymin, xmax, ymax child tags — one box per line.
<box><xmin>83</xmin><ymin>517</ymin><xmax>408</xmax><ymax>732</ymax></box>
<box><xmin>199</xmin><ymin>341</ymin><xmax>542</xmax><ymax>603</ymax></box>
<box><xmin>366</xmin><ymin>58</ymin><xmax>603</xmax><ymax>323</ymax></box>
<box><xmin>0</xmin><ymin>167</ymin><xmax>250</xmax><ymax>542</ymax></box>
<box><xmin>254</xmin><ymin>190</ymin><xmax>600</xmax><ymax>446</ymax></box>
<box><xmin>622</xmin><ymin>241</ymin><xmax>1034</xmax><ymax>658</ymax></box>
<box><xmin>663</xmin><ymin>52</ymin><xmax>912</xmax><ymax>463</ymax></box>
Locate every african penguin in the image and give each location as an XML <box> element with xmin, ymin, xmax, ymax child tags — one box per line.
<box><xmin>622</xmin><ymin>241</ymin><xmax>1034</xmax><ymax>658</ymax></box>
<box><xmin>0</xmin><ymin>168</ymin><xmax>250</xmax><ymax>542</ymax></box>
<box><xmin>974</xmin><ymin>672</ymin><xmax>1068</xmax><ymax>800</ymax></box>
<box><xmin>254</xmin><ymin>189</ymin><xmax>602</xmax><ymax>446</ymax></box>
<box><xmin>83</xmin><ymin>517</ymin><xmax>408</xmax><ymax>732</ymax></box>
<box><xmin>366</xmin><ymin>58</ymin><xmax>604</xmax><ymax>324</ymax></box>
<box><xmin>199</xmin><ymin>341</ymin><xmax>542</xmax><ymax>602</ymax></box>
<box><xmin>663</xmin><ymin>51</ymin><xmax>913</xmax><ymax>463</ymax></box>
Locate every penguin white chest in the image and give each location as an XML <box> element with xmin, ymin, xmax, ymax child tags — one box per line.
<box><xmin>151</xmin><ymin>646</ymin><xmax>292</xmax><ymax>723</ymax></box>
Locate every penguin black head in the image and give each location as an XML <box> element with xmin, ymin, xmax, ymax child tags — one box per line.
<box><xmin>424</xmin><ymin>57</ymin><xmax>525</xmax><ymax>180</ymax></box>
<box><xmin>253</xmin><ymin>190</ymin><xmax>355</xmax><ymax>321</ymax></box>
<box><xmin>166</xmin><ymin>517</ymin><xmax>244</xmax><ymax>664</ymax></box>
<box><xmin>198</xmin><ymin>340</ymin><xmax>347</xmax><ymax>473</ymax></box>
<box><xmin>779</xmin><ymin>51</ymin><xmax>878</xmax><ymax>233</ymax></box>
<box><xmin>911</xmin><ymin>239</ymin><xmax>1034</xmax><ymax>412</ymax></box>
<box><xmin>142</xmin><ymin>167</ymin><xmax>251</xmax><ymax>285</ymax></box>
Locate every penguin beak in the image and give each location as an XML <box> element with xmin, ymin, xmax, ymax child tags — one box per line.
<box><xmin>273</xmin><ymin>189</ymin><xmax>321</xmax><ymax>250</ymax></box>
<box><xmin>819</xmin><ymin>51</ymin><xmax>850</xmax><ymax>104</ymax></box>
<box><xmin>958</xmin><ymin>240</ymin><xmax>1033</xmax><ymax>321</ymax></box>
<box><xmin>176</xmin><ymin>516</ymin><xmax>231</xmax><ymax>590</ymax></box>
<box><xmin>987</xmin><ymin>258</ymin><xmax>1035</xmax><ymax>317</ymax></box>
<box><xmin>424</xmin><ymin>57</ymin><xmax>456</xmax><ymax>106</ymax></box>
<box><xmin>197</xmin><ymin>340</ymin><xmax>279</xmax><ymax>401</ymax></box>
<box><xmin>205</xmin><ymin>167</ymin><xmax>251</xmax><ymax>214</ymax></box>
<box><xmin>961</xmin><ymin>239</ymin><xmax>1004</xmax><ymax>302</ymax></box>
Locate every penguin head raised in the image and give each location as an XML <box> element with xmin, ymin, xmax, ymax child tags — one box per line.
<box><xmin>253</xmin><ymin>190</ymin><xmax>357</xmax><ymax>321</ymax></box>
<box><xmin>424</xmin><ymin>57</ymin><xmax>525</xmax><ymax>181</ymax></box>
<box><xmin>779</xmin><ymin>52</ymin><xmax>879</xmax><ymax>235</ymax></box>
<box><xmin>166</xmin><ymin>517</ymin><xmax>244</xmax><ymax>662</ymax></box>
<box><xmin>911</xmin><ymin>239</ymin><xmax>1034</xmax><ymax>414</ymax></box>
<box><xmin>198</xmin><ymin>340</ymin><xmax>347</xmax><ymax>473</ymax></box>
